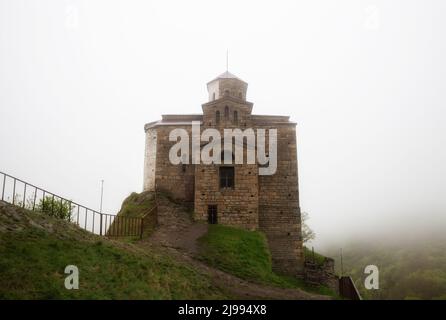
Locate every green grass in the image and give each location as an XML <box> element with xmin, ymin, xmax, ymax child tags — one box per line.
<box><xmin>109</xmin><ymin>191</ymin><xmax>157</xmax><ymax>237</ymax></box>
<box><xmin>0</xmin><ymin>206</ymin><xmax>229</xmax><ymax>300</ymax></box>
<box><xmin>198</xmin><ymin>225</ymin><xmax>302</xmax><ymax>288</ymax></box>
<box><xmin>117</xmin><ymin>191</ymin><xmax>155</xmax><ymax>218</ymax></box>
<box><xmin>0</xmin><ymin>197</ymin><xmax>338</xmax><ymax>300</ymax></box>
<box><xmin>304</xmin><ymin>246</ymin><xmax>327</xmax><ymax>266</ymax></box>
<box><xmin>198</xmin><ymin>225</ymin><xmax>338</xmax><ymax>297</ymax></box>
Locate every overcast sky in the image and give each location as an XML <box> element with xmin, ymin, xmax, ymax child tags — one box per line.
<box><xmin>1</xmin><ymin>0</ymin><xmax>445</xmax><ymax>248</ymax></box>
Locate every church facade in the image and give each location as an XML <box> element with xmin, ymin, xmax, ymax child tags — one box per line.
<box><xmin>143</xmin><ymin>71</ymin><xmax>304</xmax><ymax>275</ymax></box>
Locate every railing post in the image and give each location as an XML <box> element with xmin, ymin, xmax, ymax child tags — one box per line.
<box><xmin>84</xmin><ymin>208</ymin><xmax>87</xmax><ymax>229</ymax></box>
<box><xmin>32</xmin><ymin>188</ymin><xmax>37</xmax><ymax>211</ymax></box>
<box><xmin>1</xmin><ymin>173</ymin><xmax>5</xmax><ymax>201</ymax></box>
<box><xmin>100</xmin><ymin>213</ymin><xmax>103</xmax><ymax>236</ymax></box>
<box><xmin>68</xmin><ymin>201</ymin><xmax>72</xmax><ymax>222</ymax></box>
<box><xmin>51</xmin><ymin>194</ymin><xmax>55</xmax><ymax>216</ymax></box>
<box><xmin>140</xmin><ymin>217</ymin><xmax>144</xmax><ymax>239</ymax></box>
<box><xmin>22</xmin><ymin>184</ymin><xmax>26</xmax><ymax>208</ymax></box>
<box><xmin>92</xmin><ymin>211</ymin><xmax>95</xmax><ymax>233</ymax></box>
<box><xmin>12</xmin><ymin>178</ymin><xmax>16</xmax><ymax>205</ymax></box>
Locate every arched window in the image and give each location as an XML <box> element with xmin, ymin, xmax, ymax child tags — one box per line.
<box><xmin>224</xmin><ymin>90</ymin><xmax>229</xmax><ymax>96</ymax></box>
<box><xmin>212</xmin><ymin>93</ymin><xmax>216</xmax><ymax>101</ymax></box>
<box><xmin>238</xmin><ymin>92</ymin><xmax>242</xmax><ymax>99</ymax></box>
<box><xmin>216</xmin><ymin>111</ymin><xmax>220</xmax><ymax>125</ymax></box>
<box><xmin>233</xmin><ymin>111</ymin><xmax>238</xmax><ymax>124</ymax></box>
<box><xmin>224</xmin><ymin>106</ymin><xmax>229</xmax><ymax>120</ymax></box>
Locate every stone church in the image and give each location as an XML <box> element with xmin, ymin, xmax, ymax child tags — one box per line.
<box><xmin>143</xmin><ymin>71</ymin><xmax>304</xmax><ymax>276</ymax></box>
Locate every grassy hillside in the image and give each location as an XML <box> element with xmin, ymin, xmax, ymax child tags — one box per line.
<box><xmin>116</xmin><ymin>191</ymin><xmax>155</xmax><ymax>218</ymax></box>
<box><xmin>324</xmin><ymin>238</ymin><xmax>446</xmax><ymax>300</ymax></box>
<box><xmin>0</xmin><ymin>201</ymin><xmax>229</xmax><ymax>300</ymax></box>
<box><xmin>0</xmin><ymin>196</ymin><xmax>336</xmax><ymax>300</ymax></box>
<box><xmin>109</xmin><ymin>191</ymin><xmax>157</xmax><ymax>238</ymax></box>
<box><xmin>198</xmin><ymin>225</ymin><xmax>287</xmax><ymax>285</ymax></box>
<box><xmin>198</xmin><ymin>224</ymin><xmax>336</xmax><ymax>296</ymax></box>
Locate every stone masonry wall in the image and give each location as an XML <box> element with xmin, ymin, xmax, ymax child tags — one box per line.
<box><xmin>257</xmin><ymin>123</ymin><xmax>304</xmax><ymax>276</ymax></box>
<box><xmin>194</xmin><ymin>100</ymin><xmax>258</xmax><ymax>229</ymax></box>
<box><xmin>152</xmin><ymin>125</ymin><xmax>195</xmax><ymax>202</ymax></box>
<box><xmin>305</xmin><ymin>259</ymin><xmax>339</xmax><ymax>293</ymax></box>
<box><xmin>194</xmin><ymin>162</ymin><xmax>259</xmax><ymax>230</ymax></box>
<box><xmin>143</xmin><ymin>98</ymin><xmax>304</xmax><ymax>277</ymax></box>
<box><xmin>143</xmin><ymin>128</ymin><xmax>157</xmax><ymax>192</ymax></box>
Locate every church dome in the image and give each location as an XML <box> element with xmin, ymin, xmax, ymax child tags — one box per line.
<box><xmin>207</xmin><ymin>71</ymin><xmax>248</xmax><ymax>102</ymax></box>
<box><xmin>208</xmin><ymin>71</ymin><xmax>247</xmax><ymax>84</ymax></box>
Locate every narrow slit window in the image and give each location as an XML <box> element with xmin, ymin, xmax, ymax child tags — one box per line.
<box><xmin>219</xmin><ymin>166</ymin><xmax>235</xmax><ymax>189</ymax></box>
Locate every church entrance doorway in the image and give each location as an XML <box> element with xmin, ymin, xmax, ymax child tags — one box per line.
<box><xmin>207</xmin><ymin>205</ymin><xmax>218</xmax><ymax>224</ymax></box>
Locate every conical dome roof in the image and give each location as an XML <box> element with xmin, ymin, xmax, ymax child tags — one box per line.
<box><xmin>208</xmin><ymin>71</ymin><xmax>246</xmax><ymax>84</ymax></box>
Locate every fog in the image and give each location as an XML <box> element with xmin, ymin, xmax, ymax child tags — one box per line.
<box><xmin>1</xmin><ymin>0</ymin><xmax>445</xmax><ymax>250</ymax></box>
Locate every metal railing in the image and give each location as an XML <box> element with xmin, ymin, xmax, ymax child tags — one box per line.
<box><xmin>339</xmin><ymin>276</ymin><xmax>362</xmax><ymax>300</ymax></box>
<box><xmin>140</xmin><ymin>204</ymin><xmax>158</xmax><ymax>236</ymax></box>
<box><xmin>0</xmin><ymin>171</ymin><xmax>143</xmax><ymax>238</ymax></box>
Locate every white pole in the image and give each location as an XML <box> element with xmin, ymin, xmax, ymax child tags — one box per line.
<box><xmin>100</xmin><ymin>179</ymin><xmax>104</xmax><ymax>213</ymax></box>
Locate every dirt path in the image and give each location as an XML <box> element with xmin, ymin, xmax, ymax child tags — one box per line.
<box><xmin>139</xmin><ymin>197</ymin><xmax>330</xmax><ymax>300</ymax></box>
<box><xmin>163</xmin><ymin>247</ymin><xmax>331</xmax><ymax>300</ymax></box>
<box><xmin>146</xmin><ymin>197</ymin><xmax>208</xmax><ymax>254</ymax></box>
